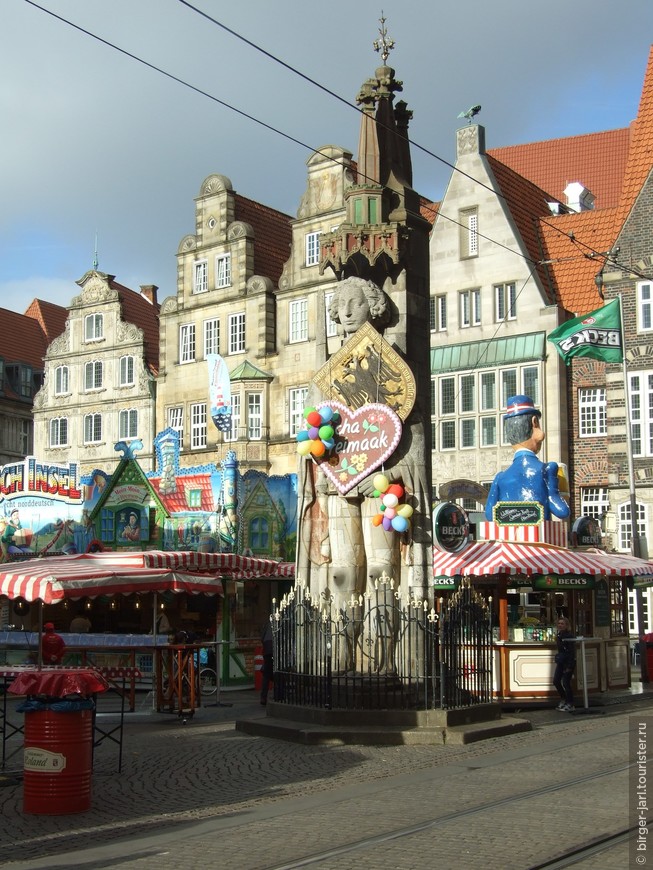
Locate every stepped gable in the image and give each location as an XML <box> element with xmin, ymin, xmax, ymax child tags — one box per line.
<box><xmin>486</xmin><ymin>155</ymin><xmax>561</xmax><ymax>305</ymax></box>
<box><xmin>489</xmin><ymin>127</ymin><xmax>629</xmax><ymax>211</ymax></box>
<box><xmin>234</xmin><ymin>194</ymin><xmax>292</xmax><ymax>287</ymax></box>
<box><xmin>110</xmin><ymin>279</ymin><xmax>161</xmax><ymax>377</ymax></box>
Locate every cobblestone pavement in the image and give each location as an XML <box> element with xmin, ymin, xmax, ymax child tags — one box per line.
<box><xmin>1</xmin><ymin>688</ymin><xmax>652</xmax><ymax>869</ymax></box>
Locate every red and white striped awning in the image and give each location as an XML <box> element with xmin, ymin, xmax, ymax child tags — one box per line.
<box><xmin>0</xmin><ymin>551</ymin><xmax>294</xmax><ymax>605</ymax></box>
<box><xmin>142</xmin><ymin>551</ymin><xmax>295</xmax><ymax>580</ymax></box>
<box><xmin>432</xmin><ymin>540</ymin><xmax>653</xmax><ymax>579</ymax></box>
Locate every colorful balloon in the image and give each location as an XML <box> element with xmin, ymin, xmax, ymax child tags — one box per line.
<box><xmin>303</xmin><ymin>406</ymin><xmax>316</xmax><ymax>419</ymax></box>
<box><xmin>382</xmin><ymin>493</ymin><xmax>399</xmax><ymax>508</ymax></box>
<box><xmin>373</xmin><ymin>473</ymin><xmax>389</xmax><ymax>493</ymax></box>
<box><xmin>297</xmin><ymin>440</ymin><xmax>312</xmax><ymax>456</ymax></box>
<box><xmin>382</xmin><ymin>516</ymin><xmax>393</xmax><ymax>531</ymax></box>
<box><xmin>391</xmin><ymin>516</ymin><xmax>409</xmax><ymax>533</ymax></box>
<box><xmin>372</xmin><ymin>514</ymin><xmax>384</xmax><ymax>527</ymax></box>
<box><xmin>296</xmin><ymin>429</ymin><xmax>310</xmax><ymax>442</ymax></box>
<box><xmin>384</xmin><ymin>507</ymin><xmax>397</xmax><ymax>519</ymax></box>
<box><xmin>308</xmin><ymin>426</ymin><xmax>320</xmax><ymax>440</ymax></box>
<box><xmin>306</xmin><ymin>411</ymin><xmax>322</xmax><ymax>427</ymax></box>
<box><xmin>397</xmin><ymin>504</ymin><xmax>414</xmax><ymax>518</ymax></box>
<box><xmin>318</xmin><ymin>425</ymin><xmax>334</xmax><ymax>440</ymax></box>
<box><xmin>387</xmin><ymin>483</ymin><xmax>404</xmax><ymax>498</ymax></box>
<box><xmin>319</xmin><ymin>407</ymin><xmax>333</xmax><ymax>423</ymax></box>
<box><xmin>310</xmin><ymin>440</ymin><xmax>326</xmax><ymax>457</ymax></box>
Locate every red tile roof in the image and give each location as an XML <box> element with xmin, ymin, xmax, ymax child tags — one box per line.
<box><xmin>0</xmin><ymin>306</ymin><xmax>63</xmax><ymax>370</ymax></box>
<box><xmin>487</xmin><ymin>156</ymin><xmax>563</xmax><ymax>304</ymax></box>
<box><xmin>109</xmin><ymin>279</ymin><xmax>161</xmax><ymax>377</ymax></box>
<box><xmin>489</xmin><ymin>128</ymin><xmax>630</xmax><ymax>210</ymax></box>
<box><xmin>23</xmin><ymin>299</ymin><xmax>68</xmax><ymax>344</ymax></box>
<box><xmin>148</xmin><ymin>472</ymin><xmax>215</xmax><ymax>515</ymax></box>
<box><xmin>234</xmin><ymin>195</ymin><xmax>292</xmax><ymax>286</ymax></box>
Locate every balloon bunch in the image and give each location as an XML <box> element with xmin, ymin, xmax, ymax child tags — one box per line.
<box><xmin>371</xmin><ymin>473</ymin><xmax>414</xmax><ymax>533</ymax></box>
<box><xmin>296</xmin><ymin>405</ymin><xmax>340</xmax><ymax>459</ymax></box>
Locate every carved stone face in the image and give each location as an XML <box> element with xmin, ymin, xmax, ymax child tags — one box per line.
<box><xmin>337</xmin><ymin>284</ymin><xmax>370</xmax><ymax>334</ymax></box>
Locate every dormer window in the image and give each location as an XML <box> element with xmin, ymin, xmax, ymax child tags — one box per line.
<box><xmin>193</xmin><ymin>261</ymin><xmax>208</xmax><ymax>294</ymax></box>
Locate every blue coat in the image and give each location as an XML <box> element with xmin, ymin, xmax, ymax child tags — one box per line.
<box><xmin>485</xmin><ymin>449</ymin><xmax>570</xmax><ymax>521</ymax></box>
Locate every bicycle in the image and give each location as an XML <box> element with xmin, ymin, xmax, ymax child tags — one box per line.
<box><xmin>199</xmin><ymin>667</ymin><xmax>218</xmax><ymax>696</ymax></box>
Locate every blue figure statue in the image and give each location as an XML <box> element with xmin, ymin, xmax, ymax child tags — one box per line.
<box><xmin>484</xmin><ymin>395</ymin><xmax>570</xmax><ymax>521</ymax></box>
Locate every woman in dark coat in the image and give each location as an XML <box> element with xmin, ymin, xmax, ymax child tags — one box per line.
<box><xmin>553</xmin><ymin>616</ymin><xmax>576</xmax><ymax>711</ymax></box>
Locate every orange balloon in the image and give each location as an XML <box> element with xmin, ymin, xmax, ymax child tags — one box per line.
<box><xmin>310</xmin><ymin>440</ymin><xmax>326</xmax><ymax>457</ymax></box>
<box><xmin>372</xmin><ymin>513</ymin><xmax>384</xmax><ymax>526</ymax></box>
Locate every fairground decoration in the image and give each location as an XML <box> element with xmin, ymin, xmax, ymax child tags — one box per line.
<box><xmin>371</xmin><ymin>474</ymin><xmax>413</xmax><ymax>533</ymax></box>
<box><xmin>313</xmin><ymin>401</ymin><xmax>402</xmax><ymax>495</ymax></box>
<box><xmin>208</xmin><ymin>353</ymin><xmax>232</xmax><ymax>434</ymax></box>
<box><xmin>296</xmin><ymin>405</ymin><xmax>341</xmax><ymax>459</ymax></box>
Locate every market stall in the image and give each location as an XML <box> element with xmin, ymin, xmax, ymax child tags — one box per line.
<box><xmin>433</xmin><ymin>538</ymin><xmax>653</xmax><ymax>702</ymax></box>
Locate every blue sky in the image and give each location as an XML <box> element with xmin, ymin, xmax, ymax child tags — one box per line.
<box><xmin>2</xmin><ymin>0</ymin><xmax>653</xmax><ymax>314</ymax></box>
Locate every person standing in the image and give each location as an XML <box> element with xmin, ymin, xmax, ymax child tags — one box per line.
<box><xmin>41</xmin><ymin>622</ymin><xmax>66</xmax><ymax>665</ymax></box>
<box><xmin>70</xmin><ymin>610</ymin><xmax>92</xmax><ymax>632</ymax></box>
<box><xmin>553</xmin><ymin>617</ymin><xmax>576</xmax><ymax>711</ymax></box>
<box><xmin>260</xmin><ymin>619</ymin><xmax>274</xmax><ymax>706</ymax></box>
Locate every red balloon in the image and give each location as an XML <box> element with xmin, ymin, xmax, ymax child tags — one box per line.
<box><xmin>387</xmin><ymin>483</ymin><xmax>404</xmax><ymax>498</ymax></box>
<box><xmin>306</xmin><ymin>411</ymin><xmax>322</xmax><ymax>427</ymax></box>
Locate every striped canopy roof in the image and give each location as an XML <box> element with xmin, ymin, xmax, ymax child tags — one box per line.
<box><xmin>433</xmin><ymin>540</ymin><xmax>653</xmax><ymax>580</ymax></box>
<box><xmin>0</xmin><ymin>551</ymin><xmax>295</xmax><ymax>605</ymax></box>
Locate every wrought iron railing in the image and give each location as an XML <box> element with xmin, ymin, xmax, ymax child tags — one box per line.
<box><xmin>271</xmin><ymin>574</ymin><xmax>493</xmax><ymax>711</ymax></box>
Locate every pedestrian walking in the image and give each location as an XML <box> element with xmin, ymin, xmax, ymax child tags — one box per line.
<box><xmin>553</xmin><ymin>616</ymin><xmax>576</xmax><ymax>711</ymax></box>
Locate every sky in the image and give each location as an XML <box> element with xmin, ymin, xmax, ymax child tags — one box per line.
<box><xmin>2</xmin><ymin>0</ymin><xmax>653</xmax><ymax>315</ymax></box>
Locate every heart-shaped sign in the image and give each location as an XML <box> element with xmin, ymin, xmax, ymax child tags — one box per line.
<box><xmin>316</xmin><ymin>401</ymin><xmax>402</xmax><ymax>495</ymax></box>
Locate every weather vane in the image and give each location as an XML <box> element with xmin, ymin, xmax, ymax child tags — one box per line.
<box><xmin>373</xmin><ymin>12</ymin><xmax>394</xmax><ymax>64</ymax></box>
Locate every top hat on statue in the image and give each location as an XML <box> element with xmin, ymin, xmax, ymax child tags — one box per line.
<box><xmin>504</xmin><ymin>395</ymin><xmax>541</xmax><ymax>420</ymax></box>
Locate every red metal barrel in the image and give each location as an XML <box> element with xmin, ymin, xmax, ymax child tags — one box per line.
<box><xmin>253</xmin><ymin>644</ymin><xmax>264</xmax><ymax>691</ymax></box>
<box><xmin>23</xmin><ymin>709</ymin><xmax>93</xmax><ymax>814</ymax></box>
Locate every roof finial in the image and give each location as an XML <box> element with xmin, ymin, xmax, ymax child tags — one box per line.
<box><xmin>373</xmin><ymin>12</ymin><xmax>394</xmax><ymax>64</ymax></box>
<box><xmin>93</xmin><ymin>231</ymin><xmax>99</xmax><ymax>270</ymax></box>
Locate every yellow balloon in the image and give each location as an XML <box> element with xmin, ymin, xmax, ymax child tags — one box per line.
<box><xmin>373</xmin><ymin>473</ymin><xmax>389</xmax><ymax>493</ymax></box>
<box><xmin>397</xmin><ymin>504</ymin><xmax>414</xmax><ymax>518</ymax></box>
<box><xmin>297</xmin><ymin>441</ymin><xmax>312</xmax><ymax>456</ymax></box>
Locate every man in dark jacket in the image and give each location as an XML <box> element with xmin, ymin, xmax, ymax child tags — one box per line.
<box><xmin>553</xmin><ymin>616</ymin><xmax>576</xmax><ymax>711</ymax></box>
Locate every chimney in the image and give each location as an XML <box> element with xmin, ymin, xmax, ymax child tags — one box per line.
<box><xmin>564</xmin><ymin>182</ymin><xmax>595</xmax><ymax>213</ymax></box>
<box><xmin>140</xmin><ymin>284</ymin><xmax>158</xmax><ymax>305</ymax></box>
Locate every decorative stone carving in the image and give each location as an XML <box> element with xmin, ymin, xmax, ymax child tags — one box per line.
<box><xmin>228</xmin><ymin>221</ymin><xmax>253</xmax><ymax>240</ymax></box>
<box><xmin>200</xmin><ymin>174</ymin><xmax>232</xmax><ymax>196</ymax></box>
<box><xmin>161</xmin><ymin>297</ymin><xmax>178</xmax><ymax>315</ymax></box>
<box><xmin>178</xmin><ymin>235</ymin><xmax>197</xmax><ymax>254</ymax></box>
<box><xmin>247</xmin><ymin>276</ymin><xmax>272</xmax><ymax>295</ymax></box>
<box><xmin>457</xmin><ymin>125</ymin><xmax>479</xmax><ymax>156</ymax></box>
<box><xmin>116</xmin><ymin>321</ymin><xmax>143</xmax><ymax>344</ymax></box>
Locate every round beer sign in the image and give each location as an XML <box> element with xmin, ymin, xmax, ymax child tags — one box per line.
<box><xmin>432</xmin><ymin>501</ymin><xmax>470</xmax><ymax>553</ymax></box>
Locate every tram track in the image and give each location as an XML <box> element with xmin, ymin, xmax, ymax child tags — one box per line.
<box><xmin>270</xmin><ymin>761</ymin><xmax>634</xmax><ymax>869</ymax></box>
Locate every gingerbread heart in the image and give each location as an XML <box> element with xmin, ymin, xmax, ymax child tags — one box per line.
<box><xmin>316</xmin><ymin>401</ymin><xmax>402</xmax><ymax>495</ymax></box>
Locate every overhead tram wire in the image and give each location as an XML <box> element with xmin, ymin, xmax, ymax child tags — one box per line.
<box><xmin>175</xmin><ymin>0</ymin><xmax>649</xmax><ymax>280</ymax></box>
<box><xmin>22</xmin><ymin>0</ymin><xmax>542</xmax><ymax>271</ymax></box>
<box><xmin>23</xmin><ymin>0</ymin><xmax>648</xmax><ymax>283</ymax></box>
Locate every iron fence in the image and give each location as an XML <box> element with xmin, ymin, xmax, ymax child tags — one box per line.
<box><xmin>271</xmin><ymin>574</ymin><xmax>493</xmax><ymax>710</ymax></box>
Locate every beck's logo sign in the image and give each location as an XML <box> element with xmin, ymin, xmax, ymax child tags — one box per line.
<box><xmin>432</xmin><ymin>501</ymin><xmax>470</xmax><ymax>553</ymax></box>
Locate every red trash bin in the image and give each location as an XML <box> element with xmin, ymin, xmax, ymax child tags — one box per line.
<box><xmin>253</xmin><ymin>645</ymin><xmax>264</xmax><ymax>691</ymax></box>
<box><xmin>23</xmin><ymin>706</ymin><xmax>94</xmax><ymax>814</ymax></box>
<box><xmin>644</xmin><ymin>633</ymin><xmax>653</xmax><ymax>677</ymax></box>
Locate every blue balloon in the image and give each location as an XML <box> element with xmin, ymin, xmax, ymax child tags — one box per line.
<box><xmin>391</xmin><ymin>516</ymin><xmax>409</xmax><ymax>533</ymax></box>
<box><xmin>319</xmin><ymin>407</ymin><xmax>334</xmax><ymax>423</ymax></box>
<box><xmin>296</xmin><ymin>430</ymin><xmax>310</xmax><ymax>442</ymax></box>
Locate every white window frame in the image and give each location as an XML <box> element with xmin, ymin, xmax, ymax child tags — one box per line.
<box><xmin>224</xmin><ymin>394</ymin><xmax>241</xmax><ymax>442</ymax></box>
<box><xmin>459</xmin><ymin>289</ymin><xmax>480</xmax><ymax>328</ymax></box>
<box><xmin>289</xmin><ymin>299</ymin><xmax>308</xmax><ymax>343</ymax></box>
<box><xmin>580</xmin><ymin>487</ymin><xmax>610</xmax><ymax>519</ymax></box>
<box><xmin>119</xmin><ymin>356</ymin><xmax>135</xmax><ymax>387</ymax></box>
<box><xmin>215</xmin><ymin>254</ymin><xmax>231</xmax><ymax>289</ymax></box>
<box><xmin>119</xmin><ymin>408</ymin><xmax>138</xmax><ymax>439</ymax></box>
<box><xmin>49</xmin><ymin>417</ymin><xmax>68</xmax><ymax>447</ymax></box>
<box><xmin>54</xmin><ymin>365</ymin><xmax>69</xmax><ymax>396</ymax></box>
<box><xmin>85</xmin><ymin>313</ymin><xmax>103</xmax><ymax>342</ymax></box>
<box><xmin>436</xmin><ymin>295</ymin><xmax>447</xmax><ymax>331</ymax></box>
<box><xmin>305</xmin><ymin>231</ymin><xmax>321</xmax><ymax>267</ymax></box>
<box><xmin>179</xmin><ymin>324</ymin><xmax>196</xmax><ymax>364</ymax></box>
<box><xmin>228</xmin><ymin>313</ymin><xmax>245</xmax><ymax>354</ymax></box>
<box><xmin>628</xmin><ymin>371</ymin><xmax>653</xmax><ymax>458</ymax></box>
<box><xmin>247</xmin><ymin>392</ymin><xmax>262</xmax><ymax>440</ymax></box>
<box><xmin>193</xmin><ymin>260</ymin><xmax>208</xmax><ymax>294</ymax></box>
<box><xmin>289</xmin><ymin>387</ymin><xmax>308</xmax><ymax>437</ymax></box>
<box><xmin>578</xmin><ymin>387</ymin><xmax>607</xmax><ymax>437</ymax></box>
<box><xmin>638</xmin><ymin>281</ymin><xmax>653</xmax><ymax>332</ymax></box>
<box><xmin>167</xmin><ymin>407</ymin><xmax>184</xmax><ymax>447</ymax></box>
<box><xmin>324</xmin><ymin>292</ymin><xmax>338</xmax><ymax>337</ymax></box>
<box><xmin>495</xmin><ymin>282</ymin><xmax>517</xmax><ymax>322</ymax></box>
<box><xmin>459</xmin><ymin>207</ymin><xmax>478</xmax><ymax>259</ymax></box>
<box><xmin>190</xmin><ymin>402</ymin><xmax>207</xmax><ymax>449</ymax></box>
<box><xmin>85</xmin><ymin>360</ymin><xmax>103</xmax><ymax>391</ymax></box>
<box><xmin>204</xmin><ymin>318</ymin><xmax>220</xmax><ymax>356</ymax></box>
<box><xmin>84</xmin><ymin>413</ymin><xmax>102</xmax><ymax>445</ymax></box>
<box><xmin>618</xmin><ymin>501</ymin><xmax>647</xmax><ymax>552</ymax></box>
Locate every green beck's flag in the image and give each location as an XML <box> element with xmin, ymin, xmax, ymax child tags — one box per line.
<box><xmin>547</xmin><ymin>298</ymin><xmax>623</xmax><ymax>365</ymax></box>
